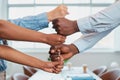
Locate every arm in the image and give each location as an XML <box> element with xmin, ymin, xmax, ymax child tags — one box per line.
<box><xmin>52</xmin><ymin>1</ymin><xmax>120</xmax><ymax>36</ymax></box>
<box><xmin>77</xmin><ymin>1</ymin><xmax>120</xmax><ymax>34</ymax></box>
<box><xmin>9</xmin><ymin>5</ymin><xmax>68</xmax><ymax>31</ymax></box>
<box><xmin>49</xmin><ymin>29</ymin><xmax>113</xmax><ymax>60</ymax></box>
<box><xmin>0</xmin><ymin>20</ymin><xmax>65</xmax><ymax>46</ymax></box>
<box><xmin>50</xmin><ymin>1</ymin><xmax>120</xmax><ymax>60</ymax></box>
<box><xmin>73</xmin><ymin>29</ymin><xmax>113</xmax><ymax>53</ymax></box>
<box><xmin>0</xmin><ymin>45</ymin><xmax>63</xmax><ymax>73</ymax></box>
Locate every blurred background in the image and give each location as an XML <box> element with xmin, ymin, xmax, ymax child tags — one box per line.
<box><xmin>0</xmin><ymin>0</ymin><xmax>120</xmax><ymax>80</ymax></box>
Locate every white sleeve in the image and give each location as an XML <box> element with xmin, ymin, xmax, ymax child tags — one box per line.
<box><xmin>73</xmin><ymin>29</ymin><xmax>113</xmax><ymax>53</ymax></box>
<box><xmin>77</xmin><ymin>1</ymin><xmax>120</xmax><ymax>34</ymax></box>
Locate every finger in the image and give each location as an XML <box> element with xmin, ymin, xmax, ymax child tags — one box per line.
<box><xmin>57</xmin><ymin>31</ymin><xmax>67</xmax><ymax>36</ymax></box>
<box><xmin>52</xmin><ymin>66</ymin><xmax>60</xmax><ymax>73</ymax></box>
<box><xmin>52</xmin><ymin>19</ymin><xmax>58</xmax><ymax>25</ymax></box>
<box><xmin>49</xmin><ymin>50</ymin><xmax>59</xmax><ymax>55</ymax></box>
<box><xmin>52</xmin><ymin>24</ymin><xmax>59</xmax><ymax>29</ymax></box>
<box><xmin>56</xmin><ymin>65</ymin><xmax>64</xmax><ymax>69</ymax></box>
<box><xmin>62</xmin><ymin>6</ymin><xmax>69</xmax><ymax>14</ymax></box>
<box><xmin>44</xmin><ymin>68</ymin><xmax>53</xmax><ymax>73</ymax></box>
<box><xmin>50</xmin><ymin>49</ymin><xmax>55</xmax><ymax>54</ymax></box>
<box><xmin>50</xmin><ymin>54</ymin><xmax>59</xmax><ymax>58</ymax></box>
<box><xmin>62</xmin><ymin>9</ymin><xmax>68</xmax><ymax>14</ymax></box>
<box><xmin>53</xmin><ymin>69</ymin><xmax>62</xmax><ymax>74</ymax></box>
<box><xmin>49</xmin><ymin>51</ymin><xmax>62</xmax><ymax>61</ymax></box>
<box><xmin>55</xmin><ymin>67</ymin><xmax>62</xmax><ymax>71</ymax></box>
<box><xmin>58</xmin><ymin>55</ymin><xmax>64</xmax><ymax>61</ymax></box>
<box><xmin>63</xmin><ymin>9</ymin><xmax>69</xmax><ymax>15</ymax></box>
<box><xmin>49</xmin><ymin>46</ymin><xmax>57</xmax><ymax>54</ymax></box>
<box><xmin>54</xmin><ymin>68</ymin><xmax>62</xmax><ymax>73</ymax></box>
<box><xmin>53</xmin><ymin>70</ymin><xmax>61</xmax><ymax>74</ymax></box>
<box><xmin>57</xmin><ymin>27</ymin><xmax>64</xmax><ymax>35</ymax></box>
<box><xmin>50</xmin><ymin>56</ymin><xmax>60</xmax><ymax>61</ymax></box>
<box><xmin>58</xmin><ymin>36</ymin><xmax>62</xmax><ymax>42</ymax></box>
<box><xmin>63</xmin><ymin>6</ymin><xmax>68</xmax><ymax>10</ymax></box>
<box><xmin>49</xmin><ymin>62</ymin><xmax>60</xmax><ymax>73</ymax></box>
<box><xmin>51</xmin><ymin>50</ymin><xmax>61</xmax><ymax>60</ymax></box>
<box><xmin>51</xmin><ymin>58</ymin><xmax>58</xmax><ymax>62</ymax></box>
<box><xmin>58</xmin><ymin>36</ymin><xmax>65</xmax><ymax>43</ymax></box>
<box><xmin>58</xmin><ymin>27</ymin><xmax>61</xmax><ymax>31</ymax></box>
<box><xmin>52</xmin><ymin>61</ymin><xmax>61</xmax><ymax>66</ymax></box>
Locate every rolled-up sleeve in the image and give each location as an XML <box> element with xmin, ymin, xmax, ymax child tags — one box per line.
<box><xmin>8</xmin><ymin>12</ymin><xmax>49</xmax><ymax>31</ymax></box>
<box><xmin>77</xmin><ymin>1</ymin><xmax>120</xmax><ymax>34</ymax></box>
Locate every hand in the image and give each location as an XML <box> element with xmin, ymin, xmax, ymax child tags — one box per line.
<box><xmin>52</xmin><ymin>18</ymin><xmax>80</xmax><ymax>36</ymax></box>
<box><xmin>49</xmin><ymin>44</ymin><xmax>79</xmax><ymax>61</ymax></box>
<box><xmin>44</xmin><ymin>34</ymin><xmax>66</xmax><ymax>46</ymax></box>
<box><xmin>41</xmin><ymin>56</ymin><xmax>64</xmax><ymax>73</ymax></box>
<box><xmin>48</xmin><ymin>5</ymin><xmax>69</xmax><ymax>21</ymax></box>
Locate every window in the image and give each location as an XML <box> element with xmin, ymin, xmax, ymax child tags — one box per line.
<box><xmin>8</xmin><ymin>0</ymin><xmax>34</xmax><ymax>4</ymax></box>
<box><xmin>92</xmin><ymin>0</ymin><xmax>114</xmax><ymax>3</ymax></box>
<box><xmin>7</xmin><ymin>0</ymin><xmax>116</xmax><ymax>52</ymax></box>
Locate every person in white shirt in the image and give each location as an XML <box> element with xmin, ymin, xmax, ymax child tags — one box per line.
<box><xmin>49</xmin><ymin>0</ymin><xmax>120</xmax><ymax>61</ymax></box>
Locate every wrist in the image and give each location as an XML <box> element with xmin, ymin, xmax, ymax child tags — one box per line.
<box><xmin>73</xmin><ymin>21</ymin><xmax>80</xmax><ymax>32</ymax></box>
<box><xmin>37</xmin><ymin>33</ymin><xmax>48</xmax><ymax>44</ymax></box>
<box><xmin>30</xmin><ymin>58</ymin><xmax>45</xmax><ymax>70</ymax></box>
<box><xmin>69</xmin><ymin>44</ymin><xmax>79</xmax><ymax>55</ymax></box>
<box><xmin>38</xmin><ymin>61</ymin><xmax>46</xmax><ymax>70</ymax></box>
<box><xmin>47</xmin><ymin>11</ymin><xmax>54</xmax><ymax>22</ymax></box>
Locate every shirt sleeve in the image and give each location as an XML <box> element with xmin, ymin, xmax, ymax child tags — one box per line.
<box><xmin>73</xmin><ymin>29</ymin><xmax>113</xmax><ymax>53</ymax></box>
<box><xmin>77</xmin><ymin>1</ymin><xmax>120</xmax><ymax>34</ymax></box>
<box><xmin>8</xmin><ymin>12</ymin><xmax>49</xmax><ymax>31</ymax></box>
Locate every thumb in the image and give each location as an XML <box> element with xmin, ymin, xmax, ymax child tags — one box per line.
<box><xmin>52</xmin><ymin>56</ymin><xmax>64</xmax><ymax>65</ymax></box>
<box><xmin>52</xmin><ymin>61</ymin><xmax>61</xmax><ymax>66</ymax></box>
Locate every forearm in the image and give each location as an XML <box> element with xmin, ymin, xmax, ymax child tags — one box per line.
<box><xmin>69</xmin><ymin>44</ymin><xmax>79</xmax><ymax>55</ymax></box>
<box><xmin>0</xmin><ymin>20</ymin><xmax>47</xmax><ymax>43</ymax></box>
<box><xmin>0</xmin><ymin>45</ymin><xmax>44</xmax><ymax>69</ymax></box>
<box><xmin>73</xmin><ymin>29</ymin><xmax>113</xmax><ymax>53</ymax></box>
<box><xmin>77</xmin><ymin>1</ymin><xmax>120</xmax><ymax>34</ymax></box>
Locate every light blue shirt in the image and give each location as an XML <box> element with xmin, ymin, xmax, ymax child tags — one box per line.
<box><xmin>9</xmin><ymin>12</ymin><xmax>49</xmax><ymax>30</ymax></box>
<box><xmin>74</xmin><ymin>1</ymin><xmax>120</xmax><ymax>53</ymax></box>
<box><xmin>0</xmin><ymin>12</ymin><xmax>49</xmax><ymax>72</ymax></box>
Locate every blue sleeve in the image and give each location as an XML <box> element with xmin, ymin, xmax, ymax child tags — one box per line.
<box><xmin>8</xmin><ymin>12</ymin><xmax>49</xmax><ymax>31</ymax></box>
<box><xmin>77</xmin><ymin>1</ymin><xmax>120</xmax><ymax>34</ymax></box>
<box><xmin>0</xmin><ymin>59</ymin><xmax>7</xmax><ymax>72</ymax></box>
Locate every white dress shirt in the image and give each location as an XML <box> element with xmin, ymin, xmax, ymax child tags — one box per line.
<box><xmin>74</xmin><ymin>1</ymin><xmax>120</xmax><ymax>53</ymax></box>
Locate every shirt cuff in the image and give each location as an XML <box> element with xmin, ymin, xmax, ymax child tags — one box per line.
<box><xmin>77</xmin><ymin>17</ymin><xmax>95</xmax><ymax>34</ymax></box>
<box><xmin>73</xmin><ymin>38</ymin><xmax>91</xmax><ymax>53</ymax></box>
<box><xmin>37</xmin><ymin>12</ymin><xmax>49</xmax><ymax>28</ymax></box>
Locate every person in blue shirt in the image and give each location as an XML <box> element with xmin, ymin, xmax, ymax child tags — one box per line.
<box><xmin>49</xmin><ymin>1</ymin><xmax>120</xmax><ymax>61</ymax></box>
<box><xmin>0</xmin><ymin>5</ymin><xmax>68</xmax><ymax>79</ymax></box>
